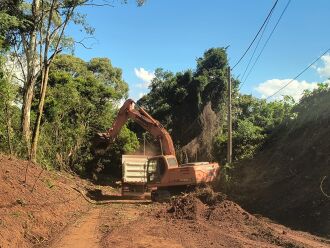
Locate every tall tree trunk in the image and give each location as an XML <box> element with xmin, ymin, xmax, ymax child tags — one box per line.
<box><xmin>4</xmin><ymin>99</ymin><xmax>13</xmax><ymax>157</ymax></box>
<box><xmin>30</xmin><ymin>65</ymin><xmax>49</xmax><ymax>162</ymax></box>
<box><xmin>21</xmin><ymin>78</ymin><xmax>36</xmax><ymax>153</ymax></box>
<box><xmin>21</xmin><ymin>0</ymin><xmax>40</xmax><ymax>158</ymax></box>
<box><xmin>30</xmin><ymin>0</ymin><xmax>73</xmax><ymax>162</ymax></box>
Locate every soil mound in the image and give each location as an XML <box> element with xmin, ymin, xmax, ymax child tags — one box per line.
<box><xmin>194</xmin><ymin>185</ymin><xmax>227</xmax><ymax>205</ymax></box>
<box><xmin>164</xmin><ymin>186</ymin><xmax>226</xmax><ymax>220</ymax></box>
<box><xmin>164</xmin><ymin>191</ymin><xmax>256</xmax><ymax>227</ymax></box>
<box><xmin>166</xmin><ymin>194</ymin><xmax>207</xmax><ymax>220</ymax></box>
<box><xmin>208</xmin><ymin>200</ymin><xmax>255</xmax><ymax>224</ymax></box>
<box><xmin>153</xmin><ymin>190</ymin><xmax>328</xmax><ymax>248</ymax></box>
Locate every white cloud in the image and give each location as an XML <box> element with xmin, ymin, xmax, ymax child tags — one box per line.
<box><xmin>138</xmin><ymin>92</ymin><xmax>146</xmax><ymax>98</ymax></box>
<box><xmin>316</xmin><ymin>54</ymin><xmax>330</xmax><ymax>78</ymax></box>
<box><xmin>255</xmin><ymin>79</ymin><xmax>318</xmax><ymax>101</ymax></box>
<box><xmin>136</xmin><ymin>82</ymin><xmax>150</xmax><ymax>88</ymax></box>
<box><xmin>134</xmin><ymin>67</ymin><xmax>155</xmax><ymax>88</ymax></box>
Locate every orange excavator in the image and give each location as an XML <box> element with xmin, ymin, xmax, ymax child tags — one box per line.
<box><xmin>93</xmin><ymin>99</ymin><xmax>219</xmax><ymax>202</ymax></box>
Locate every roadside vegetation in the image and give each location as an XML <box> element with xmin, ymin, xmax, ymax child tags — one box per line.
<box><xmin>225</xmin><ymin>83</ymin><xmax>330</xmax><ymax>237</ymax></box>
<box><xmin>0</xmin><ymin>0</ymin><xmax>141</xmax><ymax>176</ymax></box>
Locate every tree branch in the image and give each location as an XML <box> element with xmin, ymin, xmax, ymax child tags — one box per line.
<box><xmin>49</xmin><ymin>19</ymin><xmax>65</xmax><ymax>42</ymax></box>
<box><xmin>80</xmin><ymin>0</ymin><xmax>114</xmax><ymax>7</ymax></box>
<box><xmin>39</xmin><ymin>0</ymin><xmax>45</xmax><ymax>76</ymax></box>
<box><xmin>74</xmin><ymin>36</ymin><xmax>97</xmax><ymax>50</ymax></box>
<box><xmin>47</xmin><ymin>6</ymin><xmax>75</xmax><ymax>65</ymax></box>
<box><xmin>74</xmin><ymin>40</ymin><xmax>92</xmax><ymax>49</ymax></box>
<box><xmin>11</xmin><ymin>74</ymin><xmax>26</xmax><ymax>85</ymax></box>
<box><xmin>47</xmin><ymin>48</ymin><xmax>62</xmax><ymax>64</ymax></box>
<box><xmin>43</xmin><ymin>0</ymin><xmax>57</xmax><ymax>60</ymax></box>
<box><xmin>80</xmin><ymin>3</ymin><xmax>114</xmax><ymax>7</ymax></box>
<box><xmin>12</xmin><ymin>44</ymin><xmax>27</xmax><ymax>83</ymax></box>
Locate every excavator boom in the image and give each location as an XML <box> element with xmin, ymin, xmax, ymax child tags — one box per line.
<box><xmin>92</xmin><ymin>99</ymin><xmax>175</xmax><ymax>156</ymax></box>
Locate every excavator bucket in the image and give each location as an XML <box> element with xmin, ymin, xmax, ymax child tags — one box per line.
<box><xmin>91</xmin><ymin>133</ymin><xmax>111</xmax><ymax>156</ymax></box>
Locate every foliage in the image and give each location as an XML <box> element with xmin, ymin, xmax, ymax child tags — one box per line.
<box><xmin>293</xmin><ymin>82</ymin><xmax>330</xmax><ymax>126</ymax></box>
<box><xmin>0</xmin><ymin>0</ymin><xmax>26</xmax><ymax>50</ymax></box>
<box><xmin>137</xmin><ymin>47</ymin><xmax>298</xmax><ymax>164</ymax></box>
<box><xmin>0</xmin><ymin>0</ymin><xmax>145</xmax><ymax>177</ymax></box>
<box><xmin>216</xmin><ymin>84</ymin><xmax>329</xmax><ymax>164</ymax></box>
<box><xmin>0</xmin><ymin>12</ymin><xmax>21</xmax><ymax>50</ymax></box>
<box><xmin>137</xmin><ymin>47</ymin><xmax>295</xmax><ymax>163</ymax></box>
<box><xmin>138</xmin><ymin>48</ymin><xmax>235</xmax><ymax>161</ymax></box>
<box><xmin>213</xmin><ymin>94</ymin><xmax>295</xmax><ymax>163</ymax></box>
<box><xmin>0</xmin><ymin>54</ymin><xmax>22</xmax><ymax>155</ymax></box>
<box><xmin>214</xmin><ymin>119</ymin><xmax>265</xmax><ymax>161</ymax></box>
<box><xmin>0</xmin><ymin>0</ymin><xmax>146</xmax><ymax>161</ymax></box>
<box><xmin>93</xmin><ymin>125</ymin><xmax>139</xmax><ymax>178</ymax></box>
<box><xmin>34</xmin><ymin>54</ymin><xmax>138</xmax><ymax>174</ymax></box>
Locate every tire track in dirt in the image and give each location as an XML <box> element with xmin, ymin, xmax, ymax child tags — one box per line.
<box><xmin>48</xmin><ymin>203</ymin><xmax>152</xmax><ymax>248</ymax></box>
<box><xmin>50</xmin><ymin>207</ymin><xmax>101</xmax><ymax>248</ymax></box>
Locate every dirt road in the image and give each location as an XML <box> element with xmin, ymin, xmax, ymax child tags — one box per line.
<box><xmin>50</xmin><ymin>207</ymin><xmax>101</xmax><ymax>248</ymax></box>
<box><xmin>48</xmin><ymin>203</ymin><xmax>155</xmax><ymax>248</ymax></box>
<box><xmin>47</xmin><ymin>199</ymin><xmax>330</xmax><ymax>248</ymax></box>
<box><xmin>1</xmin><ymin>156</ymin><xmax>329</xmax><ymax>248</ymax></box>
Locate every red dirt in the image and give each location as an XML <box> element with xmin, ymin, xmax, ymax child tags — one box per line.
<box><xmin>50</xmin><ymin>207</ymin><xmax>101</xmax><ymax>248</ymax></box>
<box><xmin>1</xmin><ymin>155</ymin><xmax>329</xmax><ymax>248</ymax></box>
<box><xmin>0</xmin><ymin>154</ymin><xmax>90</xmax><ymax>247</ymax></box>
<box><xmin>102</xmin><ymin>194</ymin><xmax>330</xmax><ymax>248</ymax></box>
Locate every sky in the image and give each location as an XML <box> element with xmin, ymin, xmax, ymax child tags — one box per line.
<box><xmin>67</xmin><ymin>0</ymin><xmax>330</xmax><ymax>102</ymax></box>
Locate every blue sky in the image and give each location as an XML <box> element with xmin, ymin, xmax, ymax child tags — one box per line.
<box><xmin>67</xmin><ymin>0</ymin><xmax>330</xmax><ymax>101</ymax></box>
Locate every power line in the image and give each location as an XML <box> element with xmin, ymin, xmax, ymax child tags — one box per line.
<box><xmin>232</xmin><ymin>0</ymin><xmax>279</xmax><ymax>70</ymax></box>
<box><xmin>266</xmin><ymin>48</ymin><xmax>330</xmax><ymax>100</ymax></box>
<box><xmin>241</xmin><ymin>0</ymin><xmax>291</xmax><ymax>88</ymax></box>
<box><xmin>239</xmin><ymin>13</ymin><xmax>273</xmax><ymax>83</ymax></box>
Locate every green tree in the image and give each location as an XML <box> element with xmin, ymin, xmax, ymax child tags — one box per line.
<box><xmin>293</xmin><ymin>82</ymin><xmax>330</xmax><ymax>127</ymax></box>
<box><xmin>213</xmin><ymin>94</ymin><xmax>295</xmax><ymax>163</ymax></box>
<box><xmin>138</xmin><ymin>47</ymin><xmax>235</xmax><ymax>161</ymax></box>
<box><xmin>0</xmin><ymin>0</ymin><xmax>24</xmax><ymax>50</ymax></box>
<box><xmin>137</xmin><ymin>47</ymin><xmax>297</xmax><ymax>164</ymax></box>
<box><xmin>1</xmin><ymin>0</ymin><xmax>144</xmax><ymax>161</ymax></box>
<box><xmin>36</xmin><ymin>54</ymin><xmax>139</xmax><ymax>174</ymax></box>
<box><xmin>0</xmin><ymin>56</ymin><xmax>18</xmax><ymax>155</ymax></box>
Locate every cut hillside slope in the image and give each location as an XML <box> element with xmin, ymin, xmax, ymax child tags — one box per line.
<box><xmin>228</xmin><ymin>88</ymin><xmax>330</xmax><ymax>238</ymax></box>
<box><xmin>0</xmin><ymin>155</ymin><xmax>91</xmax><ymax>247</ymax></box>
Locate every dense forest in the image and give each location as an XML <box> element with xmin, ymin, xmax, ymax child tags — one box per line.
<box><xmin>0</xmin><ymin>0</ymin><xmax>329</xmax><ymax>180</ymax></box>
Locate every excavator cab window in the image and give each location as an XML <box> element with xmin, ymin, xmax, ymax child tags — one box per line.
<box><xmin>147</xmin><ymin>157</ymin><xmax>166</xmax><ymax>183</ymax></box>
<box><xmin>167</xmin><ymin>157</ymin><xmax>178</xmax><ymax>167</ymax></box>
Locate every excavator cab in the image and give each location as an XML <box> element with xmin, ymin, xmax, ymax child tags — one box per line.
<box><xmin>146</xmin><ymin>156</ymin><xmax>166</xmax><ymax>184</ymax></box>
<box><xmin>146</xmin><ymin>155</ymin><xmax>179</xmax><ymax>184</ymax></box>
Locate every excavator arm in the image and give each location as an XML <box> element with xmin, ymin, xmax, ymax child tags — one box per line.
<box><xmin>92</xmin><ymin>99</ymin><xmax>175</xmax><ymax>156</ymax></box>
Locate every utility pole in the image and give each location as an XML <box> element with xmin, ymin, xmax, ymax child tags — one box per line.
<box><xmin>143</xmin><ymin>133</ymin><xmax>146</xmax><ymax>155</ymax></box>
<box><xmin>227</xmin><ymin>66</ymin><xmax>232</xmax><ymax>164</ymax></box>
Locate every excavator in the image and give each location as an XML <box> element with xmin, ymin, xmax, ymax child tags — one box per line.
<box><xmin>92</xmin><ymin>99</ymin><xmax>220</xmax><ymax>202</ymax></box>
